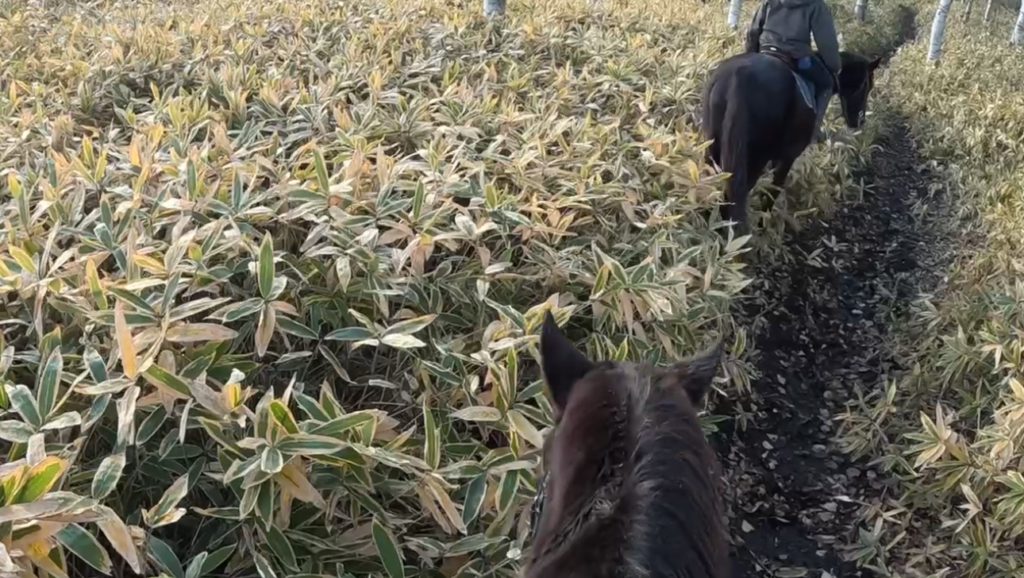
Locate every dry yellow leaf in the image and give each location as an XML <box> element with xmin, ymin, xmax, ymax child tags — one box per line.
<box><xmin>254</xmin><ymin>305</ymin><xmax>275</xmax><ymax>358</ymax></box>
<box><xmin>95</xmin><ymin>506</ymin><xmax>142</xmax><ymax>574</ymax></box>
<box><xmin>423</xmin><ymin>476</ymin><xmax>467</xmax><ymax>535</ymax></box>
<box><xmin>10</xmin><ymin>521</ymin><xmax>65</xmax><ymax>550</ymax></box>
<box><xmin>114</xmin><ymin>301</ymin><xmax>137</xmax><ymax>379</ymax></box>
<box><xmin>415</xmin><ymin>483</ymin><xmax>452</xmax><ymax>534</ymax></box>
<box><xmin>25</xmin><ymin>540</ymin><xmax>67</xmax><ymax>578</ymax></box>
<box><xmin>275</xmin><ymin>460</ymin><xmax>326</xmax><ymax>510</ymax></box>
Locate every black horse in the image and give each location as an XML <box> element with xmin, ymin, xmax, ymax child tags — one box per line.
<box><xmin>701</xmin><ymin>51</ymin><xmax>881</xmax><ymax>236</ymax></box>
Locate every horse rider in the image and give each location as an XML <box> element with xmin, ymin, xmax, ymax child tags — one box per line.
<box><xmin>745</xmin><ymin>0</ymin><xmax>842</xmax><ymax>142</ymax></box>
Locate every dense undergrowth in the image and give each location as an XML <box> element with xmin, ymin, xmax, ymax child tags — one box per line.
<box><xmin>838</xmin><ymin>13</ymin><xmax>1024</xmax><ymax>578</ymax></box>
<box><xmin>0</xmin><ymin>0</ymin><xmax>904</xmax><ymax>576</ymax></box>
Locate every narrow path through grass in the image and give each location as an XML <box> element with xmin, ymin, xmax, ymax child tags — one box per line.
<box><xmin>713</xmin><ymin>116</ymin><xmax>957</xmax><ymax>577</ymax></box>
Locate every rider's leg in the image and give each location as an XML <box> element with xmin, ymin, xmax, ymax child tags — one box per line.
<box><xmin>813</xmin><ymin>89</ymin><xmax>832</xmax><ymax>142</ymax></box>
<box><xmin>806</xmin><ymin>58</ymin><xmax>835</xmax><ymax>142</ymax></box>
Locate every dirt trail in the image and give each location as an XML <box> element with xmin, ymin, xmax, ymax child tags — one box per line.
<box><xmin>712</xmin><ymin>119</ymin><xmax>955</xmax><ymax>577</ymax></box>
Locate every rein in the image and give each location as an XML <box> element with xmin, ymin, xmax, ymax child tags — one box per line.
<box><xmin>528</xmin><ymin>472</ymin><xmax>547</xmax><ymax>540</ymax></box>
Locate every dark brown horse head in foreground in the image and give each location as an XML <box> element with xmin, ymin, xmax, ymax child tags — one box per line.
<box><xmin>524</xmin><ymin>313</ymin><xmax>730</xmax><ymax>578</ymax></box>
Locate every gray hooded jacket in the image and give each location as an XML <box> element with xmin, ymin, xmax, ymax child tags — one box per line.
<box><xmin>745</xmin><ymin>0</ymin><xmax>842</xmax><ymax>74</ymax></box>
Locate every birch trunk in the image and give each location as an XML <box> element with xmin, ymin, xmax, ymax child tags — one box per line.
<box><xmin>727</xmin><ymin>0</ymin><xmax>743</xmax><ymax>29</ymax></box>
<box><xmin>983</xmin><ymin>0</ymin><xmax>994</xmax><ymax>22</ymax></box>
<box><xmin>1014</xmin><ymin>0</ymin><xmax>1024</xmax><ymax>43</ymax></box>
<box><xmin>855</xmin><ymin>0</ymin><xmax>868</xmax><ymax>20</ymax></box>
<box><xmin>927</xmin><ymin>0</ymin><xmax>954</xmax><ymax>62</ymax></box>
<box><xmin>483</xmin><ymin>0</ymin><xmax>506</xmax><ymax>17</ymax></box>
<box><xmin>962</xmin><ymin>0</ymin><xmax>973</xmax><ymax>21</ymax></box>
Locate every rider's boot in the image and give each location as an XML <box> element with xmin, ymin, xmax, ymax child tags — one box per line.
<box><xmin>812</xmin><ymin>92</ymin><xmax>831</xmax><ymax>143</ymax></box>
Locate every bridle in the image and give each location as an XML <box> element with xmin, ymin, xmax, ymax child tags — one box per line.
<box><xmin>528</xmin><ymin>472</ymin><xmax>547</xmax><ymax>540</ymax></box>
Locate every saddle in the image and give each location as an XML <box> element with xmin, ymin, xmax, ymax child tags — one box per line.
<box><xmin>760</xmin><ymin>47</ymin><xmax>816</xmax><ymax>111</ymax></box>
<box><xmin>761</xmin><ymin>47</ymin><xmax>798</xmax><ymax>69</ymax></box>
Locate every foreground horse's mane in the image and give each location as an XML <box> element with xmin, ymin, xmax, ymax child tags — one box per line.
<box><xmin>525</xmin><ymin>315</ymin><xmax>729</xmax><ymax>578</ymax></box>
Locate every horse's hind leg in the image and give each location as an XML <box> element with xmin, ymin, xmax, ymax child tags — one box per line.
<box><xmin>704</xmin><ymin>144</ymin><xmax>724</xmax><ymax>228</ymax></box>
<box><xmin>732</xmin><ymin>157</ymin><xmax>771</xmax><ymax>234</ymax></box>
<box><xmin>724</xmin><ymin>176</ymin><xmax>753</xmax><ymax>238</ymax></box>
<box><xmin>772</xmin><ymin>158</ymin><xmax>794</xmax><ymax>189</ymax></box>
<box><xmin>768</xmin><ymin>156</ymin><xmax>796</xmax><ymax>210</ymax></box>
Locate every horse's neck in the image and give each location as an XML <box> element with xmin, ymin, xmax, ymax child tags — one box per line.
<box><xmin>526</xmin><ymin>379</ymin><xmax>638</xmax><ymax>576</ymax></box>
<box><xmin>525</xmin><ymin>472</ymin><xmax>636</xmax><ymax>578</ymax></box>
<box><xmin>524</xmin><ymin>512</ymin><xmax>633</xmax><ymax>578</ymax></box>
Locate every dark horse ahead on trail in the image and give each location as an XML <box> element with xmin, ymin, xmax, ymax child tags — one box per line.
<box><xmin>523</xmin><ymin>312</ymin><xmax>729</xmax><ymax>578</ymax></box>
<box><xmin>702</xmin><ymin>50</ymin><xmax>881</xmax><ymax>235</ymax></box>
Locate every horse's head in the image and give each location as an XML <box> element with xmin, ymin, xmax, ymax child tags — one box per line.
<box><xmin>837</xmin><ymin>52</ymin><xmax>882</xmax><ymax>130</ymax></box>
<box><xmin>525</xmin><ymin>312</ymin><xmax>727</xmax><ymax>577</ymax></box>
<box><xmin>538</xmin><ymin>313</ymin><xmax>722</xmax><ymax>423</ymax></box>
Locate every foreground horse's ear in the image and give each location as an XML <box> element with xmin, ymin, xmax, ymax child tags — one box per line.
<box><xmin>671</xmin><ymin>339</ymin><xmax>725</xmax><ymax>405</ymax></box>
<box><xmin>869</xmin><ymin>57</ymin><xmax>882</xmax><ymax>71</ymax></box>
<box><xmin>540</xmin><ymin>312</ymin><xmax>594</xmax><ymax>414</ymax></box>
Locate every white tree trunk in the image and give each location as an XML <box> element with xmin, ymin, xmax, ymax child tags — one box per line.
<box><xmin>983</xmin><ymin>0</ymin><xmax>994</xmax><ymax>23</ymax></box>
<box><xmin>483</xmin><ymin>0</ymin><xmax>505</xmax><ymax>17</ymax></box>
<box><xmin>962</xmin><ymin>0</ymin><xmax>973</xmax><ymax>21</ymax></box>
<box><xmin>855</xmin><ymin>0</ymin><xmax>868</xmax><ymax>20</ymax></box>
<box><xmin>1013</xmin><ymin>0</ymin><xmax>1024</xmax><ymax>43</ymax></box>
<box><xmin>727</xmin><ymin>0</ymin><xmax>743</xmax><ymax>29</ymax></box>
<box><xmin>927</xmin><ymin>0</ymin><xmax>954</xmax><ymax>62</ymax></box>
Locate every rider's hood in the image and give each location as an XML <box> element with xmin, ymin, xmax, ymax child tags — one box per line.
<box><xmin>775</xmin><ymin>0</ymin><xmax>818</xmax><ymax>6</ymax></box>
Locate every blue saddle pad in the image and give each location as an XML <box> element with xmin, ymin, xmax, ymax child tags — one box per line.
<box><xmin>791</xmin><ymin>71</ymin><xmax>815</xmax><ymax>110</ymax></box>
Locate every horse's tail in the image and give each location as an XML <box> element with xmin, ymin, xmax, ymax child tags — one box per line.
<box><xmin>720</xmin><ymin>75</ymin><xmax>749</xmax><ymax>226</ymax></box>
